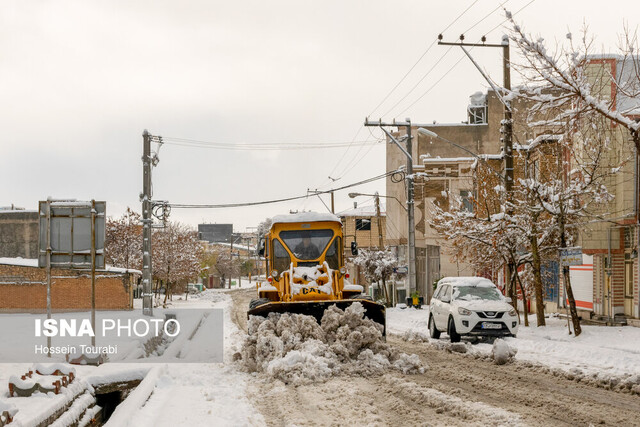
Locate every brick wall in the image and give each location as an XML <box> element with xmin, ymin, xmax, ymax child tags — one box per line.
<box><xmin>341</xmin><ymin>216</ymin><xmax>386</xmax><ymax>250</ymax></box>
<box><xmin>0</xmin><ymin>264</ymin><xmax>133</xmax><ymax>311</ymax></box>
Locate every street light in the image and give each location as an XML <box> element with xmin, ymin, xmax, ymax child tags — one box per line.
<box><xmin>348</xmin><ymin>192</ymin><xmax>408</xmax><ymax>212</ymax></box>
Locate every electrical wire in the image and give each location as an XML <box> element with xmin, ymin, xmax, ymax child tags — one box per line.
<box><xmin>161</xmin><ymin>136</ymin><xmax>382</xmax><ymax>151</ymax></box>
<box><xmin>169</xmin><ymin>171</ymin><xmax>397</xmax><ymax>209</ymax></box>
<box><xmin>367</xmin><ymin>0</ymin><xmax>480</xmax><ymax>119</ymax></box>
<box><xmin>328</xmin><ymin>1</ymin><xmax>482</xmax><ymax>190</ymax></box>
<box><xmin>391</xmin><ymin>0</ymin><xmax>537</xmax><ymax>118</ymax></box>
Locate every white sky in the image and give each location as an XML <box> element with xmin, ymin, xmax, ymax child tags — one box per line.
<box><xmin>1</xmin><ymin>0</ymin><xmax>636</xmax><ymax>231</ymax></box>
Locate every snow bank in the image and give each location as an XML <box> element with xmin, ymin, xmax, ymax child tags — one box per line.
<box><xmin>240</xmin><ymin>302</ymin><xmax>425</xmax><ymax>385</ymax></box>
<box><xmin>492</xmin><ymin>339</ymin><xmax>517</xmax><ymax>365</ymax></box>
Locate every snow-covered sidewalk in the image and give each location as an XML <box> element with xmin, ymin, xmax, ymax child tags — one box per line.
<box><xmin>0</xmin><ymin>288</ymin><xmax>264</xmax><ymax>427</ymax></box>
<box><xmin>387</xmin><ymin>306</ymin><xmax>640</xmax><ymax>382</ymax></box>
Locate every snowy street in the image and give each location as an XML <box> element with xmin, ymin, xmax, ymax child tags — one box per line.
<box><xmin>3</xmin><ymin>286</ymin><xmax>640</xmax><ymax>426</ymax></box>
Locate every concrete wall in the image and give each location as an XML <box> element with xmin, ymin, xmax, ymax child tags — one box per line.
<box><xmin>0</xmin><ymin>211</ymin><xmax>39</xmax><ymax>259</ymax></box>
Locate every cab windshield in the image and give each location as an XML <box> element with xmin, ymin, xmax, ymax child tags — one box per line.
<box><xmin>279</xmin><ymin>229</ymin><xmax>334</xmax><ymax>260</ymax></box>
<box><xmin>453</xmin><ymin>286</ymin><xmax>503</xmax><ymax>301</ymax></box>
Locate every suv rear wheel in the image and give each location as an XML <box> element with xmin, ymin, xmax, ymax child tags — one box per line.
<box><xmin>429</xmin><ymin>315</ymin><xmax>441</xmax><ymax>339</ymax></box>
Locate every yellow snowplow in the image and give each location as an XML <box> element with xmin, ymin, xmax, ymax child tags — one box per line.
<box><xmin>249</xmin><ymin>212</ymin><xmax>386</xmax><ymax>333</ymax></box>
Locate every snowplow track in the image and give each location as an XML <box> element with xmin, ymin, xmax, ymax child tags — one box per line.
<box><xmin>229</xmin><ymin>288</ymin><xmax>640</xmax><ymax>426</ymax></box>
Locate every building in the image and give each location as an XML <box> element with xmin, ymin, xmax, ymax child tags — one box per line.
<box><xmin>577</xmin><ymin>55</ymin><xmax>640</xmax><ymax>323</ymax></box>
<box><xmin>0</xmin><ymin>208</ymin><xmax>39</xmax><ymax>259</ymax></box>
<box><xmin>386</xmin><ymin>90</ymin><xmax>511</xmax><ymax>301</ymax></box>
<box><xmin>337</xmin><ymin>203</ymin><xmax>387</xmax><ymax>294</ymax></box>
<box><xmin>198</xmin><ymin>223</ymin><xmax>234</xmax><ymax>243</ymax></box>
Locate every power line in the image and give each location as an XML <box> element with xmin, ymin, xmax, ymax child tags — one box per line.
<box><xmin>381</xmin><ymin>45</ymin><xmax>456</xmax><ymax>118</ymax></box>
<box><xmin>169</xmin><ymin>170</ymin><xmax>398</xmax><ymax>209</ymax></box>
<box><xmin>392</xmin><ymin>0</ymin><xmax>536</xmax><ymax>118</ymax></box>
<box><xmin>329</xmin><ymin>1</ymin><xmax>481</xmax><ymax>191</ymax></box>
<box><xmin>333</xmin><ymin>126</ymin><xmax>386</xmax><ymax>181</ymax></box>
<box><xmin>367</xmin><ymin>0</ymin><xmax>480</xmax><ymax>119</ymax></box>
<box><xmin>161</xmin><ymin>136</ymin><xmax>382</xmax><ymax>151</ymax></box>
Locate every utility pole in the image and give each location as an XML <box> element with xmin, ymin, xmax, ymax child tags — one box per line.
<box><xmin>45</xmin><ymin>199</ymin><xmax>52</xmax><ymax>357</ymax></box>
<box><xmin>90</xmin><ymin>199</ymin><xmax>96</xmax><ymax>347</ymax></box>
<box><xmin>438</xmin><ymin>34</ymin><xmax>515</xmax><ymax>296</ymax></box>
<box><xmin>437</xmin><ymin>35</ymin><xmax>513</xmax><ymax>202</ymax></box>
<box><xmin>330</xmin><ymin>191</ymin><xmax>335</xmax><ymax>214</ymax></box>
<box><xmin>364</xmin><ymin>118</ymin><xmax>417</xmax><ymax>297</ymax></box>
<box><xmin>141</xmin><ymin>130</ymin><xmax>153</xmax><ymax>316</ymax></box>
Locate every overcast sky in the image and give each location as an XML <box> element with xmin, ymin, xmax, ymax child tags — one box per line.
<box><xmin>1</xmin><ymin>0</ymin><xmax>636</xmax><ymax>231</ymax></box>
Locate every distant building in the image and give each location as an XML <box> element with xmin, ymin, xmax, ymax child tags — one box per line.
<box><xmin>198</xmin><ymin>223</ymin><xmax>233</xmax><ymax>243</ymax></box>
<box><xmin>0</xmin><ymin>209</ymin><xmax>39</xmax><ymax>259</ymax></box>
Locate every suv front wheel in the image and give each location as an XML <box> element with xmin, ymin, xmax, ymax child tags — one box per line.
<box><xmin>448</xmin><ymin>316</ymin><xmax>461</xmax><ymax>343</ymax></box>
<box><xmin>429</xmin><ymin>315</ymin><xmax>441</xmax><ymax>339</ymax></box>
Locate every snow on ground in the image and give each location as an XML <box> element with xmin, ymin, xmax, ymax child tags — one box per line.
<box><xmin>0</xmin><ymin>288</ymin><xmax>264</xmax><ymax>426</ymax></box>
<box><xmin>387</xmin><ymin>305</ymin><xmax>640</xmax><ymax>383</ymax></box>
<box><xmin>104</xmin><ymin>289</ymin><xmax>264</xmax><ymax>427</ymax></box>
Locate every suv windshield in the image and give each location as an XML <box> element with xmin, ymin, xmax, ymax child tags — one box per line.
<box><xmin>279</xmin><ymin>229</ymin><xmax>334</xmax><ymax>260</ymax></box>
<box><xmin>453</xmin><ymin>286</ymin><xmax>503</xmax><ymax>301</ymax></box>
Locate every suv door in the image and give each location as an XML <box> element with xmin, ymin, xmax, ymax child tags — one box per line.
<box><xmin>430</xmin><ymin>285</ymin><xmax>442</xmax><ymax>325</ymax></box>
<box><xmin>435</xmin><ymin>285</ymin><xmax>450</xmax><ymax>329</ymax></box>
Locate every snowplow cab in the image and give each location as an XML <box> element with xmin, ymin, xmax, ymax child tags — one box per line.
<box><xmin>249</xmin><ymin>212</ymin><xmax>386</xmax><ymax>333</ymax></box>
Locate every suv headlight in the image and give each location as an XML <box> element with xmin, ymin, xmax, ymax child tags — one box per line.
<box><xmin>458</xmin><ymin>307</ymin><xmax>472</xmax><ymax>316</ymax></box>
<box><xmin>508</xmin><ymin>308</ymin><xmax>517</xmax><ymax>317</ymax></box>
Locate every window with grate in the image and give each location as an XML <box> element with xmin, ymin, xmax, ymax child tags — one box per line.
<box><xmin>355</xmin><ymin>218</ymin><xmax>371</xmax><ymax>231</ymax></box>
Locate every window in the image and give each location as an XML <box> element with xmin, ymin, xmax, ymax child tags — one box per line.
<box><xmin>460</xmin><ymin>190</ymin><xmax>473</xmax><ymax>213</ymax></box>
<box><xmin>434</xmin><ymin>285</ymin><xmax>444</xmax><ymax>299</ymax></box>
<box><xmin>325</xmin><ymin>237</ymin><xmax>341</xmax><ymax>270</ymax></box>
<box><xmin>453</xmin><ymin>285</ymin><xmax>503</xmax><ymax>301</ymax></box>
<box><xmin>355</xmin><ymin>218</ymin><xmax>371</xmax><ymax>231</ymax></box>
<box><xmin>279</xmin><ymin>229</ymin><xmax>334</xmax><ymax>261</ymax></box>
<box><xmin>272</xmin><ymin>240</ymin><xmax>291</xmax><ymax>273</ymax></box>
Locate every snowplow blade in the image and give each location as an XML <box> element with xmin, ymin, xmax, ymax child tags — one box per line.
<box><xmin>247</xmin><ymin>299</ymin><xmax>386</xmax><ymax>335</ymax></box>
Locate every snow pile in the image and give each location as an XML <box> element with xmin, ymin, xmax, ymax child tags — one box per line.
<box><xmin>241</xmin><ymin>302</ymin><xmax>425</xmax><ymax>384</ymax></box>
<box><xmin>290</xmin><ymin>262</ymin><xmax>333</xmax><ymax>296</ymax></box>
<box><xmin>492</xmin><ymin>339</ymin><xmax>517</xmax><ymax>365</ymax></box>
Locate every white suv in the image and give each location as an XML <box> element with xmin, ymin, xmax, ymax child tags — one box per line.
<box><xmin>429</xmin><ymin>277</ymin><xmax>519</xmax><ymax>342</ymax></box>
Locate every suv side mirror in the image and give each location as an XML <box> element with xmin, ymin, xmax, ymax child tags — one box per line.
<box><xmin>351</xmin><ymin>241</ymin><xmax>358</xmax><ymax>256</ymax></box>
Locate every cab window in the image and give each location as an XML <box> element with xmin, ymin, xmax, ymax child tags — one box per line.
<box><xmin>272</xmin><ymin>239</ymin><xmax>291</xmax><ymax>273</ymax></box>
<box><xmin>325</xmin><ymin>237</ymin><xmax>341</xmax><ymax>270</ymax></box>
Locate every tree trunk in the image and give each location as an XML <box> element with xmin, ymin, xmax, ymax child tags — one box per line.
<box><xmin>515</xmin><ymin>268</ymin><xmax>529</xmax><ymax>327</ymax></box>
<box><xmin>563</xmin><ymin>266</ymin><xmax>582</xmax><ymax>335</ymax></box>
<box><xmin>559</xmin><ymin>215</ymin><xmax>582</xmax><ymax>336</ymax></box>
<box><xmin>529</xmin><ymin>226</ymin><xmax>546</xmax><ymax>326</ymax></box>
<box><xmin>381</xmin><ymin>276</ymin><xmax>390</xmax><ymax>307</ymax></box>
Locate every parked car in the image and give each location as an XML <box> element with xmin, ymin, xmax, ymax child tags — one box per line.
<box><xmin>429</xmin><ymin>277</ymin><xmax>519</xmax><ymax>342</ymax></box>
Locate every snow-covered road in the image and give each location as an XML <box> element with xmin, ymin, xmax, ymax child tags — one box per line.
<box><xmin>3</xmin><ymin>287</ymin><xmax>640</xmax><ymax>426</ymax></box>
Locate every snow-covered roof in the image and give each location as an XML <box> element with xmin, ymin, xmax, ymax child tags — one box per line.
<box><xmin>421</xmin><ymin>154</ymin><xmax>503</xmax><ymax>163</ymax></box>
<box><xmin>271</xmin><ymin>212</ymin><xmax>341</xmax><ymax>226</ymax></box>
<box><xmin>515</xmin><ymin>134</ymin><xmax>563</xmax><ymax>151</ymax></box>
<box><xmin>213</xmin><ymin>242</ymin><xmax>256</xmax><ymax>251</ymax></box>
<box><xmin>438</xmin><ymin>276</ymin><xmax>496</xmax><ymax>288</ymax></box>
<box><xmin>0</xmin><ymin>257</ymin><xmax>38</xmax><ymax>267</ymax></box>
<box><xmin>0</xmin><ymin>257</ymin><xmax>141</xmax><ymax>275</ymax></box>
<box><xmin>337</xmin><ymin>204</ymin><xmax>386</xmax><ymax>217</ymax></box>
<box><xmin>417</xmin><ymin>122</ymin><xmax>487</xmax><ymax>128</ymax></box>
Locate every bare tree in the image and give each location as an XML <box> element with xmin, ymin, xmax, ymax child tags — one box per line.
<box><xmin>105</xmin><ymin>207</ymin><xmax>142</xmax><ymax>270</ymax></box>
